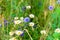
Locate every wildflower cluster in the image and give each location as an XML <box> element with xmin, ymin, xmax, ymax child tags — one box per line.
<box><xmin>9</xmin><ymin>14</ymin><xmax>35</xmax><ymax>40</ymax></box>
<box><xmin>0</xmin><ymin>0</ymin><xmax>60</xmax><ymax>40</ymax></box>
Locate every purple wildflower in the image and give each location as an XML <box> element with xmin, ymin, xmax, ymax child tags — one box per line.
<box><xmin>4</xmin><ymin>20</ymin><xmax>8</xmax><ymax>23</ymax></box>
<box><xmin>20</xmin><ymin>32</ymin><xmax>24</xmax><ymax>36</ymax></box>
<box><xmin>4</xmin><ymin>19</ymin><xmax>8</xmax><ymax>26</ymax></box>
<box><xmin>24</xmin><ymin>17</ymin><xmax>30</xmax><ymax>22</ymax></box>
<box><xmin>48</xmin><ymin>6</ymin><xmax>53</xmax><ymax>10</ymax></box>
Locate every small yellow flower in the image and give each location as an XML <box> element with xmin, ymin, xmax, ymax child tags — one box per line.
<box><xmin>29</xmin><ymin>14</ymin><xmax>35</xmax><ymax>18</ymax></box>
<box><xmin>29</xmin><ymin>22</ymin><xmax>34</xmax><ymax>27</ymax></box>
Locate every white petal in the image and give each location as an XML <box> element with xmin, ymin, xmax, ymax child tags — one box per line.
<box><xmin>26</xmin><ymin>6</ymin><xmax>31</xmax><ymax>9</ymax></box>
<box><xmin>29</xmin><ymin>14</ymin><xmax>35</xmax><ymax>18</ymax></box>
<box><xmin>14</xmin><ymin>17</ymin><xmax>18</xmax><ymax>20</ymax></box>
<box><xmin>29</xmin><ymin>22</ymin><xmax>34</xmax><ymax>27</ymax></box>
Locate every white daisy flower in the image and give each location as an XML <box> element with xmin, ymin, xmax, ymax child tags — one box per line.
<box><xmin>14</xmin><ymin>17</ymin><xmax>18</xmax><ymax>20</ymax></box>
<box><xmin>14</xmin><ymin>20</ymin><xmax>22</xmax><ymax>24</ymax></box>
<box><xmin>29</xmin><ymin>14</ymin><xmax>35</xmax><ymax>18</ymax></box>
<box><xmin>20</xmin><ymin>17</ymin><xmax>24</xmax><ymax>22</ymax></box>
<box><xmin>15</xmin><ymin>30</ymin><xmax>23</xmax><ymax>36</ymax></box>
<box><xmin>26</xmin><ymin>5</ymin><xmax>31</xmax><ymax>9</ymax></box>
<box><xmin>9</xmin><ymin>31</ymin><xmax>15</xmax><ymax>36</ymax></box>
<box><xmin>9</xmin><ymin>37</ymin><xmax>17</xmax><ymax>40</ymax></box>
<box><xmin>40</xmin><ymin>30</ymin><xmax>46</xmax><ymax>35</ymax></box>
<box><xmin>20</xmin><ymin>17</ymin><xmax>24</xmax><ymax>20</ymax></box>
<box><xmin>55</xmin><ymin>28</ymin><xmax>60</xmax><ymax>33</ymax></box>
<box><xmin>29</xmin><ymin>22</ymin><xmax>34</xmax><ymax>27</ymax></box>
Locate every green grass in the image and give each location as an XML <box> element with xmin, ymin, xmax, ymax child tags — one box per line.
<box><xmin>0</xmin><ymin>0</ymin><xmax>60</xmax><ymax>40</ymax></box>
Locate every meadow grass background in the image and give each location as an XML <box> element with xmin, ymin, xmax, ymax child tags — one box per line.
<box><xmin>0</xmin><ymin>0</ymin><xmax>60</xmax><ymax>40</ymax></box>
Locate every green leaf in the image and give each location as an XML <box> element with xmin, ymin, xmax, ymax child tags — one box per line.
<box><xmin>46</xmin><ymin>35</ymin><xmax>54</xmax><ymax>40</ymax></box>
<box><xmin>51</xmin><ymin>24</ymin><xmax>57</xmax><ymax>29</ymax></box>
<box><xmin>55</xmin><ymin>7</ymin><xmax>60</xmax><ymax>14</ymax></box>
<box><xmin>51</xmin><ymin>13</ymin><xmax>57</xmax><ymax>19</ymax></box>
<box><xmin>11</xmin><ymin>13</ymin><xmax>16</xmax><ymax>18</ymax></box>
<box><xmin>53</xmin><ymin>32</ymin><xmax>60</xmax><ymax>38</ymax></box>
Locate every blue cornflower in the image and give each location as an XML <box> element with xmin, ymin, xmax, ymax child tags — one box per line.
<box><xmin>48</xmin><ymin>6</ymin><xmax>53</xmax><ymax>10</ymax></box>
<box><xmin>24</xmin><ymin>17</ymin><xmax>30</xmax><ymax>22</ymax></box>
